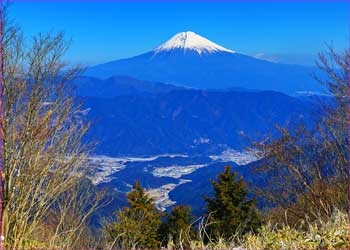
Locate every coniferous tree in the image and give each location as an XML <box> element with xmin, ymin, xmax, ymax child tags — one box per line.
<box><xmin>159</xmin><ymin>205</ymin><xmax>196</xmax><ymax>248</ymax></box>
<box><xmin>108</xmin><ymin>181</ymin><xmax>162</xmax><ymax>249</ymax></box>
<box><xmin>205</xmin><ymin>166</ymin><xmax>261</xmax><ymax>240</ymax></box>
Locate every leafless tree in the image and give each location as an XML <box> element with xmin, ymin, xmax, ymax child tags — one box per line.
<box><xmin>1</xmin><ymin>4</ymin><xmax>103</xmax><ymax>248</ymax></box>
<box><xmin>252</xmin><ymin>47</ymin><xmax>350</xmax><ymax>223</ymax></box>
<box><xmin>46</xmin><ymin>180</ymin><xmax>107</xmax><ymax>249</ymax></box>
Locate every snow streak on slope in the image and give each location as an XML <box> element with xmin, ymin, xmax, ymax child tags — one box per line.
<box><xmin>154</xmin><ymin>31</ymin><xmax>235</xmax><ymax>55</ymax></box>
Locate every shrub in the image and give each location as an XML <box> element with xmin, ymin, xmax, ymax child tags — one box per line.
<box><xmin>244</xmin><ymin>209</ymin><xmax>350</xmax><ymax>250</ymax></box>
<box><xmin>106</xmin><ymin>181</ymin><xmax>163</xmax><ymax>249</ymax></box>
<box><xmin>159</xmin><ymin>205</ymin><xmax>196</xmax><ymax>248</ymax></box>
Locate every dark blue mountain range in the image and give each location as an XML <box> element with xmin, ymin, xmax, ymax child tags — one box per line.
<box><xmin>75</xmin><ymin>75</ymin><xmax>183</xmax><ymax>98</ymax></box>
<box><xmin>82</xmin><ymin>88</ymin><xmax>313</xmax><ymax>156</ymax></box>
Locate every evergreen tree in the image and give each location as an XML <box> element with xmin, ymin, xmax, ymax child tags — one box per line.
<box><xmin>108</xmin><ymin>181</ymin><xmax>162</xmax><ymax>249</ymax></box>
<box><xmin>205</xmin><ymin>166</ymin><xmax>261</xmax><ymax>240</ymax></box>
<box><xmin>159</xmin><ymin>205</ymin><xmax>196</xmax><ymax>248</ymax></box>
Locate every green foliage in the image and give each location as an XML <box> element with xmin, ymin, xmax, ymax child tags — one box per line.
<box><xmin>205</xmin><ymin>166</ymin><xmax>261</xmax><ymax>240</ymax></box>
<box><xmin>159</xmin><ymin>205</ymin><xmax>196</xmax><ymax>248</ymax></box>
<box><xmin>108</xmin><ymin>181</ymin><xmax>163</xmax><ymax>249</ymax></box>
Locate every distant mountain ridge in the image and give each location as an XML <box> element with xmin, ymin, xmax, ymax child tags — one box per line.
<box><xmin>85</xmin><ymin>31</ymin><xmax>322</xmax><ymax>95</ymax></box>
<box><xmin>75</xmin><ymin>75</ymin><xmax>183</xmax><ymax>98</ymax></box>
<box><xmin>82</xmin><ymin>88</ymin><xmax>313</xmax><ymax>156</ymax></box>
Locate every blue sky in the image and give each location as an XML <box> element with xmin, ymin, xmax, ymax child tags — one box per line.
<box><xmin>11</xmin><ymin>1</ymin><xmax>349</xmax><ymax>66</ymax></box>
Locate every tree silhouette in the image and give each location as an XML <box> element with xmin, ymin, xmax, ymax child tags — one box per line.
<box><xmin>108</xmin><ymin>181</ymin><xmax>162</xmax><ymax>249</ymax></box>
<box><xmin>205</xmin><ymin>166</ymin><xmax>261</xmax><ymax>240</ymax></box>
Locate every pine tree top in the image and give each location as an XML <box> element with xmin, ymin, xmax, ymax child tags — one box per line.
<box><xmin>127</xmin><ymin>181</ymin><xmax>156</xmax><ymax>211</ymax></box>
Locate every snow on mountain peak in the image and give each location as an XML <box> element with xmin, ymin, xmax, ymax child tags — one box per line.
<box><xmin>154</xmin><ymin>31</ymin><xmax>235</xmax><ymax>55</ymax></box>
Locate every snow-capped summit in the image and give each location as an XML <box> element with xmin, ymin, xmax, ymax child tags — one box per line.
<box><xmin>86</xmin><ymin>31</ymin><xmax>318</xmax><ymax>95</ymax></box>
<box><xmin>153</xmin><ymin>31</ymin><xmax>235</xmax><ymax>55</ymax></box>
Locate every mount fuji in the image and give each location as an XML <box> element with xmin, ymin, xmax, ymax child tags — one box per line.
<box><xmin>153</xmin><ymin>31</ymin><xmax>235</xmax><ymax>55</ymax></box>
<box><xmin>85</xmin><ymin>31</ymin><xmax>321</xmax><ymax>95</ymax></box>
